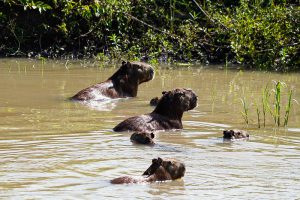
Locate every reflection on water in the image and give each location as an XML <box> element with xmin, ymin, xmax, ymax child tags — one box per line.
<box><xmin>73</xmin><ymin>99</ymin><xmax>119</xmax><ymax>111</ymax></box>
<box><xmin>0</xmin><ymin>59</ymin><xmax>299</xmax><ymax>199</ymax></box>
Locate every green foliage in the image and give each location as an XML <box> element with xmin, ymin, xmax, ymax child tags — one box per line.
<box><xmin>21</xmin><ymin>0</ymin><xmax>52</xmax><ymax>13</ymax></box>
<box><xmin>214</xmin><ymin>1</ymin><xmax>299</xmax><ymax>71</ymax></box>
<box><xmin>0</xmin><ymin>0</ymin><xmax>299</xmax><ymax>71</ymax></box>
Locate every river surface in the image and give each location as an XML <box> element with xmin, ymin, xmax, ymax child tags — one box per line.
<box><xmin>0</xmin><ymin>59</ymin><xmax>299</xmax><ymax>199</ymax></box>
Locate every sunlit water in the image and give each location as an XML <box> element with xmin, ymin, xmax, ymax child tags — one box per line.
<box><xmin>0</xmin><ymin>59</ymin><xmax>299</xmax><ymax>199</ymax></box>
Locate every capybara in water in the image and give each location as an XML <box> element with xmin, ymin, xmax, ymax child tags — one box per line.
<box><xmin>110</xmin><ymin>157</ymin><xmax>185</xmax><ymax>184</ymax></box>
<box><xmin>113</xmin><ymin>88</ymin><xmax>197</xmax><ymax>132</ymax></box>
<box><xmin>70</xmin><ymin>61</ymin><xmax>154</xmax><ymax>101</ymax></box>
<box><xmin>130</xmin><ymin>132</ymin><xmax>155</xmax><ymax>145</ymax></box>
<box><xmin>223</xmin><ymin>129</ymin><xmax>249</xmax><ymax>140</ymax></box>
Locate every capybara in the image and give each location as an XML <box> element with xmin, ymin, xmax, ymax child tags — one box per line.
<box><xmin>113</xmin><ymin>88</ymin><xmax>197</xmax><ymax>132</ymax></box>
<box><xmin>111</xmin><ymin>157</ymin><xmax>185</xmax><ymax>184</ymax></box>
<box><xmin>223</xmin><ymin>129</ymin><xmax>249</xmax><ymax>140</ymax></box>
<box><xmin>71</xmin><ymin>61</ymin><xmax>154</xmax><ymax>101</ymax></box>
<box><xmin>130</xmin><ymin>132</ymin><xmax>155</xmax><ymax>145</ymax></box>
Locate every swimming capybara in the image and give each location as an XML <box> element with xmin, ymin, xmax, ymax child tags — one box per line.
<box><xmin>223</xmin><ymin>129</ymin><xmax>249</xmax><ymax>140</ymax></box>
<box><xmin>113</xmin><ymin>88</ymin><xmax>197</xmax><ymax>132</ymax></box>
<box><xmin>110</xmin><ymin>157</ymin><xmax>185</xmax><ymax>184</ymax></box>
<box><xmin>70</xmin><ymin>61</ymin><xmax>154</xmax><ymax>101</ymax></box>
<box><xmin>130</xmin><ymin>132</ymin><xmax>155</xmax><ymax>145</ymax></box>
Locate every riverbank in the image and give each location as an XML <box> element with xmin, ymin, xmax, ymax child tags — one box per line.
<box><xmin>0</xmin><ymin>1</ymin><xmax>299</xmax><ymax>71</ymax></box>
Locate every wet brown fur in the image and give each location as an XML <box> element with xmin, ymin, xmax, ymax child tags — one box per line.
<box><xmin>113</xmin><ymin>88</ymin><xmax>198</xmax><ymax>132</ymax></box>
<box><xmin>130</xmin><ymin>132</ymin><xmax>155</xmax><ymax>145</ymax></box>
<box><xmin>223</xmin><ymin>129</ymin><xmax>249</xmax><ymax>140</ymax></box>
<box><xmin>110</xmin><ymin>157</ymin><xmax>185</xmax><ymax>184</ymax></box>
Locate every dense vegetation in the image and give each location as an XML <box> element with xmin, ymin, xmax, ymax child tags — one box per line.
<box><xmin>0</xmin><ymin>0</ymin><xmax>299</xmax><ymax>71</ymax></box>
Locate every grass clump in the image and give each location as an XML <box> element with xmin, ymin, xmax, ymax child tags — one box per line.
<box><xmin>241</xmin><ymin>80</ymin><xmax>297</xmax><ymax>128</ymax></box>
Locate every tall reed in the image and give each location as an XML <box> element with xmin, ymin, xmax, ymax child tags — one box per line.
<box><xmin>255</xmin><ymin>103</ymin><xmax>261</xmax><ymax>128</ymax></box>
<box><xmin>273</xmin><ymin>81</ymin><xmax>282</xmax><ymax>126</ymax></box>
<box><xmin>240</xmin><ymin>81</ymin><xmax>296</xmax><ymax>128</ymax></box>
<box><xmin>284</xmin><ymin>89</ymin><xmax>294</xmax><ymax>127</ymax></box>
<box><xmin>262</xmin><ymin>85</ymin><xmax>270</xmax><ymax>127</ymax></box>
<box><xmin>240</xmin><ymin>97</ymin><xmax>250</xmax><ymax>125</ymax></box>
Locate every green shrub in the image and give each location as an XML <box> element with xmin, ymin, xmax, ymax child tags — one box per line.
<box><xmin>214</xmin><ymin>1</ymin><xmax>299</xmax><ymax>71</ymax></box>
<box><xmin>0</xmin><ymin>0</ymin><xmax>299</xmax><ymax>71</ymax></box>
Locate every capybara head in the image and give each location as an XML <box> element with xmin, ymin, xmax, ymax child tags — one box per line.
<box><xmin>114</xmin><ymin>61</ymin><xmax>154</xmax><ymax>85</ymax></box>
<box><xmin>154</xmin><ymin>88</ymin><xmax>197</xmax><ymax>118</ymax></box>
<box><xmin>161</xmin><ymin>88</ymin><xmax>197</xmax><ymax>111</ymax></box>
<box><xmin>130</xmin><ymin>132</ymin><xmax>155</xmax><ymax>145</ymax></box>
<box><xmin>142</xmin><ymin>157</ymin><xmax>186</xmax><ymax>180</ymax></box>
<box><xmin>223</xmin><ymin>129</ymin><xmax>249</xmax><ymax>140</ymax></box>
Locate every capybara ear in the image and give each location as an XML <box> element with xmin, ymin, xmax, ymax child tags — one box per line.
<box><xmin>150</xmin><ymin>132</ymin><xmax>155</xmax><ymax>139</ymax></box>
<box><xmin>120</xmin><ymin>61</ymin><xmax>128</xmax><ymax>70</ymax></box>
<box><xmin>157</xmin><ymin>157</ymin><xmax>163</xmax><ymax>164</ymax></box>
<box><xmin>143</xmin><ymin>158</ymin><xmax>161</xmax><ymax>176</ymax></box>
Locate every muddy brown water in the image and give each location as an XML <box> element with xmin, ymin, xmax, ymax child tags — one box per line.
<box><xmin>0</xmin><ymin>59</ymin><xmax>299</xmax><ymax>199</ymax></box>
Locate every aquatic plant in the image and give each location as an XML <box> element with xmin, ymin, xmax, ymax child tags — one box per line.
<box><xmin>273</xmin><ymin>81</ymin><xmax>283</xmax><ymax>126</ymax></box>
<box><xmin>241</xmin><ymin>80</ymin><xmax>297</xmax><ymax>128</ymax></box>
<box><xmin>283</xmin><ymin>89</ymin><xmax>297</xmax><ymax>127</ymax></box>
<box><xmin>262</xmin><ymin>85</ymin><xmax>270</xmax><ymax>127</ymax></box>
<box><xmin>268</xmin><ymin>81</ymin><xmax>295</xmax><ymax>127</ymax></box>
<box><xmin>255</xmin><ymin>103</ymin><xmax>261</xmax><ymax>128</ymax></box>
<box><xmin>240</xmin><ymin>97</ymin><xmax>250</xmax><ymax>125</ymax></box>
